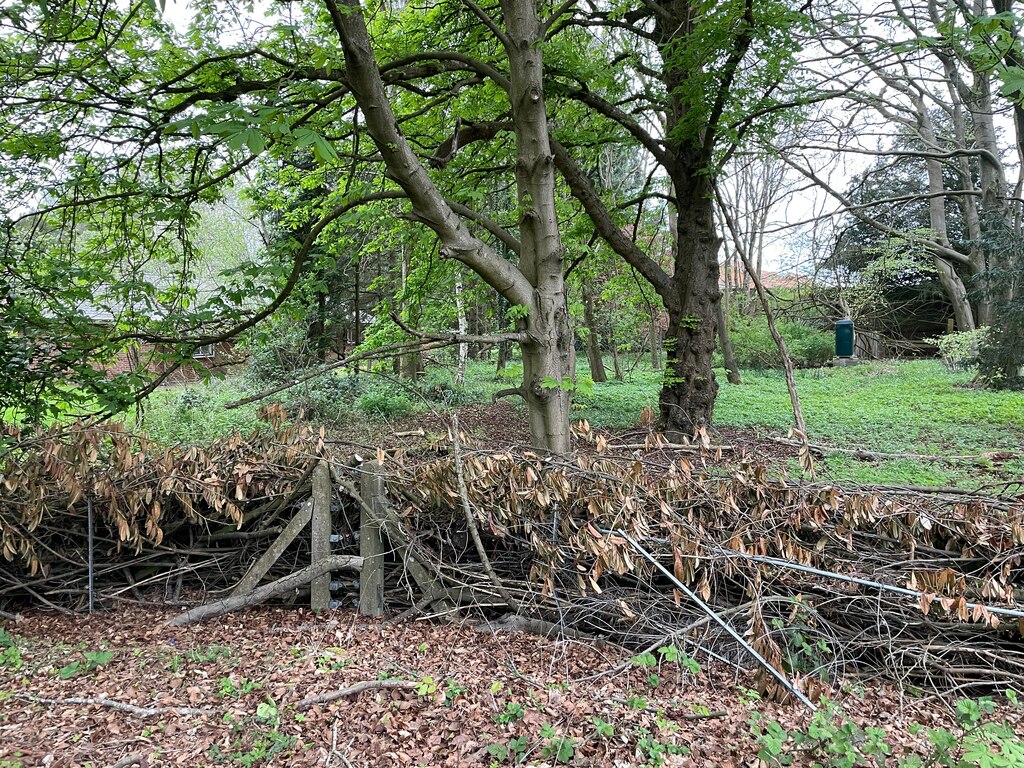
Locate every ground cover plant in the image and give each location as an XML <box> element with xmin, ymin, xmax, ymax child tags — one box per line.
<box><xmin>136</xmin><ymin>358</ymin><xmax>1024</xmax><ymax>487</ymax></box>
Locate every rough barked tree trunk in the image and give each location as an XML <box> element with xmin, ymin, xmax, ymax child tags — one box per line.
<box><xmin>660</xmin><ymin>189</ymin><xmax>721</xmax><ymax>437</ymax></box>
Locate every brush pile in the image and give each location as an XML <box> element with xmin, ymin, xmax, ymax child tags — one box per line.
<box><xmin>2</xmin><ymin>419</ymin><xmax>1022</xmax><ymax>695</ymax></box>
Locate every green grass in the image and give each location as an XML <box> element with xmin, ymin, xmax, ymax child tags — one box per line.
<box><xmin>472</xmin><ymin>357</ymin><xmax>1024</xmax><ymax>487</ymax></box>
<box><xmin>717</xmin><ymin>361</ymin><xmax>1024</xmax><ymax>488</ymax></box>
<box><xmin>726</xmin><ymin>361</ymin><xmax>1024</xmax><ymax>454</ymax></box>
<box><xmin>141</xmin><ymin>377</ymin><xmax>271</xmax><ymax>445</ymax></box>
<box><xmin>134</xmin><ymin>356</ymin><xmax>1023</xmax><ymax>488</ymax></box>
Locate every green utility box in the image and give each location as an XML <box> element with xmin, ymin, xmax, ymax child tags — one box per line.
<box><xmin>835</xmin><ymin>319</ymin><xmax>855</xmax><ymax>358</ymax></box>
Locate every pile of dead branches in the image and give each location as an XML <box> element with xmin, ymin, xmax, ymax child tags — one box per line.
<box><xmin>0</xmin><ymin>420</ymin><xmax>329</xmax><ymax>609</ymax></box>
<box><xmin>2</xmin><ymin>420</ymin><xmax>1022</xmax><ymax>695</ymax></box>
<box><xmin>383</xmin><ymin>427</ymin><xmax>1024</xmax><ymax>695</ymax></box>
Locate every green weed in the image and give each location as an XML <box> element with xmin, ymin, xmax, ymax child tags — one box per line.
<box><xmin>58</xmin><ymin>649</ymin><xmax>114</xmax><ymax>680</ymax></box>
<box><xmin>0</xmin><ymin>629</ymin><xmax>22</xmax><ymax>671</ymax></box>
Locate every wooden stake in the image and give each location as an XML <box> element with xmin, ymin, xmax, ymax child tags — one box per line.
<box><xmin>358</xmin><ymin>461</ymin><xmax>385</xmax><ymax>616</ymax></box>
<box><xmin>230</xmin><ymin>499</ymin><xmax>313</xmax><ymax>597</ymax></box>
<box><xmin>310</xmin><ymin>460</ymin><xmax>333</xmax><ymax>613</ymax></box>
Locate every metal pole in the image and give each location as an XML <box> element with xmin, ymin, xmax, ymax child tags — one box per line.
<box><xmin>616</xmin><ymin>530</ymin><xmax>818</xmax><ymax>712</ymax></box>
<box><xmin>87</xmin><ymin>496</ymin><xmax>95</xmax><ymax>614</ymax></box>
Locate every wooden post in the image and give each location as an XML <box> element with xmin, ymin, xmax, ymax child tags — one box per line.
<box><xmin>310</xmin><ymin>461</ymin><xmax>332</xmax><ymax>613</ymax></box>
<box><xmin>231</xmin><ymin>499</ymin><xmax>313</xmax><ymax>598</ymax></box>
<box><xmin>358</xmin><ymin>461</ymin><xmax>385</xmax><ymax>616</ymax></box>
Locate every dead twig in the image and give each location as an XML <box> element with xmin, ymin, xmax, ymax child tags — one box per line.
<box><xmin>108</xmin><ymin>753</ymin><xmax>147</xmax><ymax>768</ymax></box>
<box><xmin>17</xmin><ymin>694</ymin><xmax>212</xmax><ymax>718</ymax></box>
<box><xmin>296</xmin><ymin>680</ymin><xmax>418</xmax><ymax>711</ymax></box>
<box><xmin>450</xmin><ymin>413</ymin><xmax>518</xmax><ymax>610</ymax></box>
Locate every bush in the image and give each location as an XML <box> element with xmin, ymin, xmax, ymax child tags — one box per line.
<box><xmin>927</xmin><ymin>327</ymin><xmax>990</xmax><ymax>373</ymax></box>
<box><xmin>244</xmin><ymin>319</ymin><xmax>322</xmax><ymax>385</ymax></box>
<box><xmin>414</xmin><ymin>367</ymin><xmax>488</xmax><ymax>406</ymax></box>
<box><xmin>285</xmin><ymin>374</ymin><xmax>364</xmax><ymax>423</ymax></box>
<box><xmin>355</xmin><ymin>383</ymin><xmax>419</xmax><ymax>421</ymax></box>
<box><xmin>729</xmin><ymin>317</ymin><xmax>833</xmax><ymax>369</ymax></box>
<box><xmin>142</xmin><ymin>377</ymin><xmax>268</xmax><ymax>444</ymax></box>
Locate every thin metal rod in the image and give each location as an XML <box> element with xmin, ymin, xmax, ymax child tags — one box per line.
<box><xmin>608</xmin><ymin>531</ymin><xmax>1024</xmax><ymax>621</ymax></box>
<box><xmin>87</xmin><ymin>496</ymin><xmax>95</xmax><ymax>614</ymax></box>
<box><xmin>615</xmin><ymin>530</ymin><xmax>818</xmax><ymax>711</ymax></box>
<box><xmin>714</xmin><ymin>549</ymin><xmax>1024</xmax><ymax>620</ymax></box>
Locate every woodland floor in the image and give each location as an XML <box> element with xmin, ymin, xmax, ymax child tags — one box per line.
<box><xmin>3</xmin><ymin>606</ymin><xmax>1021</xmax><ymax>768</ymax></box>
<box><xmin>3</xmin><ymin>398</ymin><xmax>1023</xmax><ymax>766</ymax></box>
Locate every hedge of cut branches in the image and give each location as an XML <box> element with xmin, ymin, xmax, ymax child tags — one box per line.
<box><xmin>1</xmin><ymin>420</ymin><xmax>1022</xmax><ymax>695</ymax></box>
<box><xmin>387</xmin><ymin>426</ymin><xmax>1024</xmax><ymax>696</ymax></box>
<box><xmin>0</xmin><ymin>420</ymin><xmax>323</xmax><ymax>608</ymax></box>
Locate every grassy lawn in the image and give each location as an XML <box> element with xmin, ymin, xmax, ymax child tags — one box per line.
<box><xmin>482</xmin><ymin>358</ymin><xmax>1024</xmax><ymax>488</ymax></box>
<box><xmin>132</xmin><ymin>357</ymin><xmax>1023</xmax><ymax>488</ymax></box>
<box><xmin>714</xmin><ymin>361</ymin><xmax>1024</xmax><ymax>487</ymax></box>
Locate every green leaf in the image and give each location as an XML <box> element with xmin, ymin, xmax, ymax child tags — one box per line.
<box><xmin>311</xmin><ymin>133</ymin><xmax>338</xmax><ymax>165</ymax></box>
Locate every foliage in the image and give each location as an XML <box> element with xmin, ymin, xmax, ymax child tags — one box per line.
<box><xmin>0</xmin><ymin>628</ymin><xmax>22</xmax><ymax>671</ymax></box>
<box><xmin>928</xmin><ymin>328</ymin><xmax>992</xmax><ymax>373</ymax></box>
<box><xmin>243</xmin><ymin>319</ymin><xmax>325</xmax><ymax>387</ymax></box>
<box><xmin>288</xmin><ymin>375</ymin><xmax>368</xmax><ymax>424</ymax></box>
<box><xmin>355</xmin><ymin>382</ymin><xmax>420</xmax><ymax>422</ymax></box>
<box><xmin>973</xmin><ymin>216</ymin><xmax>1024</xmax><ymax>390</ymax></box>
<box><xmin>728</xmin><ymin>316</ymin><xmax>834</xmax><ymax>369</ymax></box>
<box><xmin>751</xmin><ymin>695</ymin><xmax>1024</xmax><ymax>768</ymax></box>
<box><xmin>142</xmin><ymin>377</ymin><xmax>270</xmax><ymax>445</ymax></box>
<box><xmin>58</xmin><ymin>649</ymin><xmax>114</xmax><ymax>680</ymax></box>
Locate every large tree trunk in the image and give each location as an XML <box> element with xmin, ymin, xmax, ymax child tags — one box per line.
<box><xmin>935</xmin><ymin>257</ymin><xmax>976</xmax><ymax>332</ymax></box>
<box><xmin>520</xmin><ymin>293</ymin><xmax>574</xmax><ymax>454</ymax></box>
<box><xmin>330</xmin><ymin>0</ymin><xmax>572</xmax><ymax>453</ymax></box>
<box><xmin>658</xmin><ymin>194</ymin><xmax>721</xmax><ymax>439</ymax></box>
<box><xmin>500</xmin><ymin>0</ymin><xmax>574</xmax><ymax>454</ymax></box>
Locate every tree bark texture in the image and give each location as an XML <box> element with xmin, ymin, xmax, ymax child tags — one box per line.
<box><xmin>659</xmin><ymin>190</ymin><xmax>722</xmax><ymax>437</ymax></box>
<box><xmin>328</xmin><ymin>0</ymin><xmax>573</xmax><ymax>453</ymax></box>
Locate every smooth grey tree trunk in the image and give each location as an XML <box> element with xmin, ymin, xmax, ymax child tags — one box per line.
<box><xmin>327</xmin><ymin>0</ymin><xmax>574</xmax><ymax>453</ymax></box>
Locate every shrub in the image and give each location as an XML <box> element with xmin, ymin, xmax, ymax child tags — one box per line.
<box><xmin>927</xmin><ymin>327</ymin><xmax>990</xmax><ymax>373</ymax></box>
<box><xmin>729</xmin><ymin>317</ymin><xmax>833</xmax><ymax>369</ymax></box>
<box><xmin>142</xmin><ymin>377</ymin><xmax>268</xmax><ymax>444</ymax></box>
<box><xmin>355</xmin><ymin>383</ymin><xmax>419</xmax><ymax>421</ymax></box>
<box><xmin>285</xmin><ymin>375</ymin><xmax>364</xmax><ymax>423</ymax></box>
<box><xmin>415</xmin><ymin>368</ymin><xmax>488</xmax><ymax>406</ymax></box>
<box><xmin>244</xmin><ymin>319</ymin><xmax>321</xmax><ymax>386</ymax></box>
